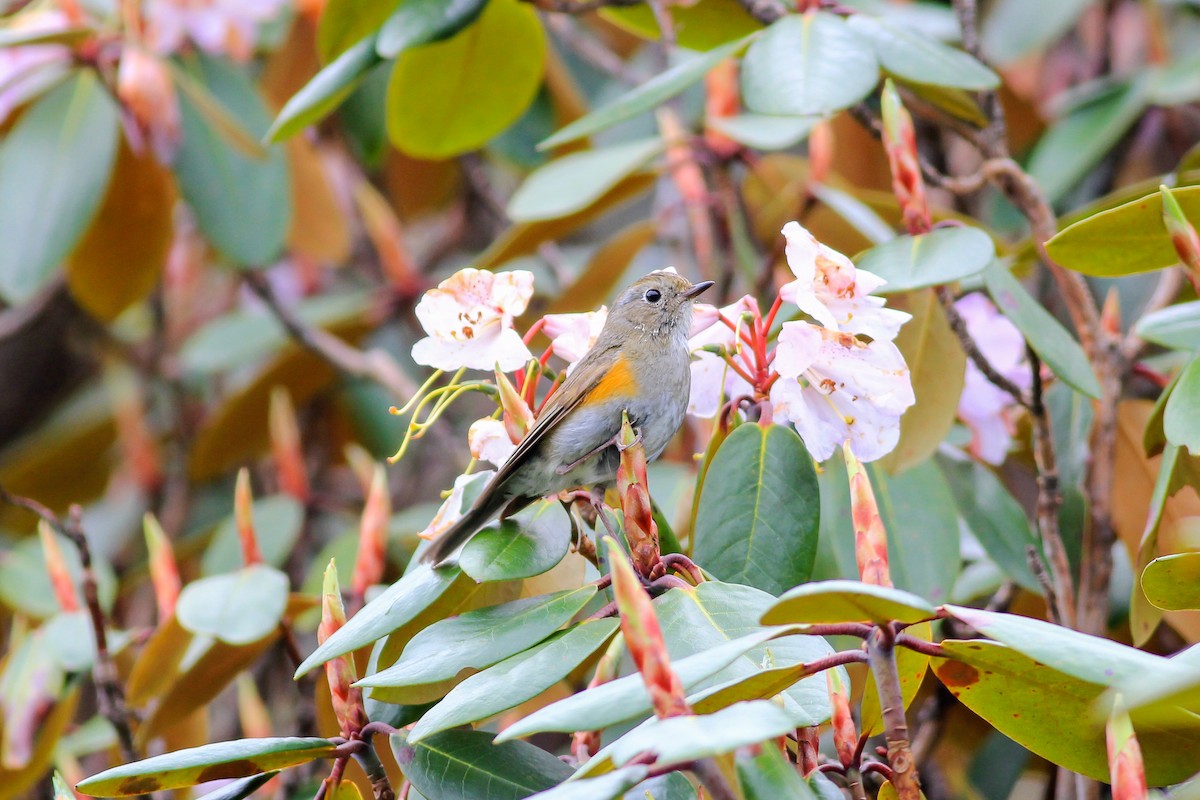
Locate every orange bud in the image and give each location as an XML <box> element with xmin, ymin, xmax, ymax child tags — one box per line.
<box><xmin>572</xmin><ymin>633</ymin><xmax>625</xmax><ymax>760</ymax></box>
<box><xmin>38</xmin><ymin>521</ymin><xmax>79</xmax><ymax>613</ymax></box>
<box><xmin>844</xmin><ymin>446</ymin><xmax>892</xmax><ymax>588</ymax></box>
<box><xmin>658</xmin><ymin>108</ymin><xmax>708</xmax><ymax>208</ymax></box>
<box><xmin>1161</xmin><ymin>185</ymin><xmax>1200</xmax><ymax>293</ymax></box>
<box><xmin>319</xmin><ymin>560</ymin><xmax>369</xmax><ymax>736</ymax></box>
<box><xmin>605</xmin><ymin>537</ymin><xmax>689</xmax><ymax>719</ymax></box>
<box><xmin>110</xmin><ymin>370</ymin><xmax>161</xmax><ymax>494</ymax></box>
<box><xmin>1107</xmin><ymin>697</ymin><xmax>1147</xmax><ymax>800</ymax></box>
<box><xmin>703</xmin><ymin>58</ymin><xmax>741</xmax><ymax>159</ymax></box>
<box><xmin>353</xmin><ymin>179</ymin><xmax>421</xmax><ymax>298</ymax></box>
<box><xmin>270</xmin><ymin>387</ymin><xmax>310</xmax><ymax>503</ymax></box>
<box><xmin>142</xmin><ymin>513</ymin><xmax>181</xmax><ymax>619</ymax></box>
<box><xmin>807</xmin><ymin>121</ymin><xmax>834</xmax><ymax>187</ymax></box>
<box><xmin>352</xmin><ymin>466</ymin><xmax>390</xmax><ymax>598</ymax></box>
<box><xmin>826</xmin><ymin>668</ymin><xmax>858</xmax><ymax>769</ymax></box>
<box><xmin>116</xmin><ymin>45</ymin><xmax>181</xmax><ymax>163</ymax></box>
<box><xmin>880</xmin><ymin>80</ymin><xmax>930</xmax><ymax>236</ymax></box>
<box><xmin>235</xmin><ymin>468</ymin><xmax>263</xmax><ymax>566</ymax></box>
<box><xmin>616</xmin><ymin>413</ymin><xmax>660</xmax><ymax>578</ymax></box>
<box><xmin>1101</xmin><ymin>287</ymin><xmax>1121</xmax><ymax>338</ymax></box>
<box><xmin>495</xmin><ymin>368</ymin><xmax>535</xmax><ymax>442</ymax></box>
<box><xmin>797</xmin><ymin>725</ymin><xmax>821</xmax><ymax>776</ymax></box>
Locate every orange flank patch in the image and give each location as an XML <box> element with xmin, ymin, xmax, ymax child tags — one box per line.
<box><xmin>587</xmin><ymin>356</ymin><xmax>638</xmax><ymax>405</ymax></box>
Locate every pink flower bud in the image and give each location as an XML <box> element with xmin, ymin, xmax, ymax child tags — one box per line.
<box><xmin>1107</xmin><ymin>698</ymin><xmax>1147</xmax><ymax>800</ymax></box>
<box><xmin>270</xmin><ymin>388</ymin><xmax>309</xmax><ymax>504</ymax></box>
<box><xmin>38</xmin><ymin>521</ymin><xmax>79</xmax><ymax>613</ymax></box>
<box><xmin>319</xmin><ymin>560</ymin><xmax>369</xmax><ymax>736</ymax></box>
<box><xmin>844</xmin><ymin>446</ymin><xmax>892</xmax><ymax>588</ymax></box>
<box><xmin>495</xmin><ymin>368</ymin><xmax>535</xmax><ymax>442</ymax></box>
<box><xmin>1161</xmin><ymin>185</ymin><xmax>1200</xmax><ymax>292</ymax></box>
<box><xmin>352</xmin><ymin>466</ymin><xmax>390</xmax><ymax>598</ymax></box>
<box><xmin>235</xmin><ymin>468</ymin><xmax>263</xmax><ymax>567</ymax></box>
<box><xmin>881</xmin><ymin>80</ymin><xmax>930</xmax><ymax>235</ymax></box>
<box><xmin>116</xmin><ymin>45</ymin><xmax>181</xmax><ymax>163</ymax></box>
<box><xmin>826</xmin><ymin>668</ymin><xmax>858</xmax><ymax>769</ymax></box>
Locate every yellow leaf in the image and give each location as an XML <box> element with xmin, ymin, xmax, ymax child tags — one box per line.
<box><xmin>287</xmin><ymin>137</ymin><xmax>352</xmax><ymax>264</ymax></box>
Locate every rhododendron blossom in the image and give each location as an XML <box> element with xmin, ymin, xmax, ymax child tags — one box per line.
<box><xmin>468</xmin><ymin>417</ymin><xmax>516</xmax><ymax>468</ymax></box>
<box><xmin>0</xmin><ymin>11</ymin><xmax>72</xmax><ymax>124</ymax></box>
<box><xmin>954</xmin><ymin>292</ymin><xmax>1030</xmax><ymax>464</ymax></box>
<box><xmin>144</xmin><ymin>0</ymin><xmax>289</xmax><ymax>60</ymax></box>
<box><xmin>411</xmin><ymin>268</ymin><xmax>535</xmax><ymax>372</ymax></box>
<box><xmin>686</xmin><ymin>296</ymin><xmax>760</xmax><ymax>418</ymax></box>
<box><xmin>542</xmin><ymin>307</ymin><xmax>607</xmax><ymax>371</ymax></box>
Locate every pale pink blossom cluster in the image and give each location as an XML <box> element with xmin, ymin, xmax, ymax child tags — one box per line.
<box><xmin>410</xmin><ymin>268</ymin><xmax>536</xmax><ymax>373</ymax></box>
<box><xmin>0</xmin><ymin>10</ymin><xmax>73</xmax><ymax>124</ymax></box>
<box><xmin>953</xmin><ymin>293</ymin><xmax>1030</xmax><ymax>464</ymax></box>
<box><xmin>144</xmin><ymin>0</ymin><xmax>290</xmax><ymax>61</ymax></box>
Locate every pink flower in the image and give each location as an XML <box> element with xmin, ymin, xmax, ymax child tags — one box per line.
<box><xmin>144</xmin><ymin>0</ymin><xmax>289</xmax><ymax>60</ymax></box>
<box><xmin>0</xmin><ymin>11</ymin><xmax>73</xmax><ymax>124</ymax></box>
<box><xmin>468</xmin><ymin>417</ymin><xmax>516</xmax><ymax>468</ymax></box>
<box><xmin>954</xmin><ymin>293</ymin><xmax>1030</xmax><ymax>465</ymax></box>
<box><xmin>779</xmin><ymin>222</ymin><xmax>909</xmax><ymax>342</ymax></box>
<box><xmin>117</xmin><ymin>46</ymin><xmax>182</xmax><ymax>163</ymax></box>
<box><xmin>686</xmin><ymin>295</ymin><xmax>760</xmax><ymax>418</ymax></box>
<box><xmin>542</xmin><ymin>307</ymin><xmax>607</xmax><ymax>370</ymax></box>
<box><xmin>769</xmin><ymin>321</ymin><xmax>915</xmax><ymax>462</ymax></box>
<box><xmin>411</xmin><ymin>268</ymin><xmax>535</xmax><ymax>372</ymax></box>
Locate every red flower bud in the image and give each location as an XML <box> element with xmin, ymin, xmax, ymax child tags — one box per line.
<box><xmin>881</xmin><ymin>80</ymin><xmax>931</xmax><ymax>236</ymax></box>
<box><xmin>616</xmin><ymin>413</ymin><xmax>660</xmax><ymax>578</ymax></box>
<box><xmin>352</xmin><ymin>466</ymin><xmax>390</xmax><ymax>598</ymax></box>
<box><xmin>845</xmin><ymin>446</ymin><xmax>892</xmax><ymax>588</ymax></box>
<box><xmin>270</xmin><ymin>387</ymin><xmax>309</xmax><ymax>504</ymax></box>
<box><xmin>826</xmin><ymin>668</ymin><xmax>858</xmax><ymax>769</ymax></box>
<box><xmin>235</xmin><ymin>468</ymin><xmax>263</xmax><ymax>567</ymax></box>
<box><xmin>39</xmin><ymin>521</ymin><xmax>79</xmax><ymax>613</ymax></box>
<box><xmin>1107</xmin><ymin>697</ymin><xmax>1147</xmax><ymax>800</ymax></box>
<box><xmin>319</xmin><ymin>560</ymin><xmax>369</xmax><ymax>736</ymax></box>
<box><xmin>1161</xmin><ymin>185</ymin><xmax>1200</xmax><ymax>293</ymax></box>
<box><xmin>143</xmin><ymin>513</ymin><xmax>181</xmax><ymax>620</ymax></box>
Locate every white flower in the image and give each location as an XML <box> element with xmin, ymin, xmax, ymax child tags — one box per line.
<box><xmin>954</xmin><ymin>293</ymin><xmax>1030</xmax><ymax>465</ymax></box>
<box><xmin>769</xmin><ymin>321</ymin><xmax>915</xmax><ymax>462</ymax></box>
<box><xmin>0</xmin><ymin>11</ymin><xmax>72</xmax><ymax>125</ymax></box>
<box><xmin>779</xmin><ymin>221</ymin><xmax>909</xmax><ymax>342</ymax></box>
<box><xmin>686</xmin><ymin>296</ymin><xmax>760</xmax><ymax>418</ymax></box>
<box><xmin>411</xmin><ymin>268</ymin><xmax>535</xmax><ymax>372</ymax></box>
<box><xmin>468</xmin><ymin>418</ymin><xmax>516</xmax><ymax>468</ymax></box>
<box><xmin>542</xmin><ymin>307</ymin><xmax>607</xmax><ymax>371</ymax></box>
<box><xmin>145</xmin><ymin>0</ymin><xmax>289</xmax><ymax>60</ymax></box>
<box><xmin>417</xmin><ymin>471</ymin><xmax>492</xmax><ymax>542</ymax></box>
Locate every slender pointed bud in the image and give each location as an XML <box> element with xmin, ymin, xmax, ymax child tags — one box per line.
<box><xmin>844</xmin><ymin>445</ymin><xmax>892</xmax><ymax>588</ymax></box>
<box><xmin>1160</xmin><ymin>185</ymin><xmax>1200</xmax><ymax>291</ymax></box>
<box><xmin>808</xmin><ymin>120</ymin><xmax>833</xmax><ymax>187</ymax></box>
<box><xmin>703</xmin><ymin>58</ymin><xmax>741</xmax><ymax>159</ymax></box>
<box><xmin>319</xmin><ymin>560</ymin><xmax>369</xmax><ymax>736</ymax></box>
<box><xmin>1107</xmin><ymin>695</ymin><xmax>1147</xmax><ymax>800</ymax></box>
<box><xmin>354</xmin><ymin>179</ymin><xmax>421</xmax><ymax>298</ymax></box>
<box><xmin>495</xmin><ymin>368</ymin><xmax>534</xmax><ymax>443</ymax></box>
<box><xmin>39</xmin><ymin>521</ymin><xmax>79</xmax><ymax>613</ymax></box>
<box><xmin>343</xmin><ymin>442</ymin><xmax>377</xmax><ymax>495</ymax></box>
<box><xmin>352</xmin><ymin>466</ymin><xmax>390</xmax><ymax>598</ymax></box>
<box><xmin>110</xmin><ymin>371</ymin><xmax>161</xmax><ymax>494</ymax></box>
<box><xmin>658</xmin><ymin>107</ymin><xmax>715</xmax><ymax>273</ymax></box>
<box><xmin>881</xmin><ymin>80</ymin><xmax>931</xmax><ymax>235</ymax></box>
<box><xmin>116</xmin><ymin>45</ymin><xmax>182</xmax><ymax>163</ymax></box>
<box><xmin>236</xmin><ymin>674</ymin><xmax>273</xmax><ymax>738</ymax></box>
<box><xmin>797</xmin><ymin>725</ymin><xmax>821</xmax><ymax>776</ymax></box>
<box><xmin>269</xmin><ymin>388</ymin><xmax>310</xmax><ymax>504</ymax></box>
<box><xmin>826</xmin><ymin>668</ymin><xmax>858</xmax><ymax>769</ymax></box>
<box><xmin>143</xmin><ymin>513</ymin><xmax>181</xmax><ymax>619</ymax></box>
<box><xmin>605</xmin><ymin>537</ymin><xmax>689</xmax><ymax>719</ymax></box>
<box><xmin>616</xmin><ymin>412</ymin><xmax>661</xmax><ymax>578</ymax></box>
<box><xmin>572</xmin><ymin>633</ymin><xmax>625</xmax><ymax>761</ymax></box>
<box><xmin>1101</xmin><ymin>286</ymin><xmax>1122</xmax><ymax>338</ymax></box>
<box><xmin>235</xmin><ymin>468</ymin><xmax>263</xmax><ymax>566</ymax></box>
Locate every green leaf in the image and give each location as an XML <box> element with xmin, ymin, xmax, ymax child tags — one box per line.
<box><xmin>1165</xmin><ymin>356</ymin><xmax>1200</xmax><ymax>453</ymax></box>
<box><xmin>846</xmin><ymin>16</ymin><xmax>998</xmax><ymax>90</ymax></box>
<box><xmin>392</xmin><ymin>729</ymin><xmax>572</xmax><ymax>800</ymax></box>
<box><xmin>201</xmin><ymin>495</ymin><xmax>305</xmax><ymax>576</ymax></box>
<box><xmin>609</xmin><ymin>701</ymin><xmax>796</xmax><ymax>767</ymax></box>
<box><xmin>599</xmin><ymin>0</ymin><xmax>762</xmax><ymax>51</ymax></box>
<box><xmin>1046</xmin><ymin>186</ymin><xmax>1200</xmax><ymax>276</ymax></box>
<box><xmin>1027</xmin><ymin>77</ymin><xmax>1150</xmax><ymax>204</ymax></box>
<box><xmin>194</xmin><ymin>773</ymin><xmax>278</xmax><ymax>800</ymax></box>
<box><xmin>175</xmin><ymin>56</ymin><xmax>291</xmax><ymax>266</ymax></box>
<box><xmin>377</xmin><ymin>0</ymin><xmax>490</xmax><ymax>58</ymax></box>
<box><xmin>738</xmin><ymin>743</ymin><xmax>817</xmax><ymax>800</ymax></box>
<box><xmin>539</xmin><ymin>34</ymin><xmax>756</xmax><ymax>150</ymax></box>
<box><xmin>762</xmin><ymin>579</ymin><xmax>936</xmax><ymax>625</ymax></box>
<box><xmin>741</xmin><ymin>12</ymin><xmax>879</xmax><ymax>117</ymax></box>
<box><xmin>1134</xmin><ymin>301</ymin><xmax>1200</xmax><ymax>352</ymax></box>
<box><xmin>984</xmin><ymin>264</ymin><xmax>1101</xmax><ymax>399</ymax></box>
<box><xmin>692</xmin><ymin>423</ymin><xmax>820</xmax><ymax>596</ymax></box>
<box><xmin>0</xmin><ymin>70</ymin><xmax>119</xmax><ymax>303</ymax></box>
<box><xmin>459</xmin><ymin>501</ymin><xmax>572</xmax><ymax>581</ymax></box>
<box><xmin>77</xmin><ymin>738</ymin><xmax>336</xmax><ymax>797</ymax></box>
<box><xmin>1142</xmin><ymin>553</ymin><xmax>1200</xmax><ymax>611</ymax></box>
<box><xmin>386</xmin><ymin>0</ymin><xmax>545</xmax><ymax>159</ymax></box>
<box><xmin>933</xmin><ymin>639</ymin><xmax>1199</xmax><ymax>784</ymax></box>
<box><xmin>508</xmin><ymin>138</ymin><xmax>665</xmax><ymax>222</ymax></box>
<box><xmin>526</xmin><ymin>768</ymin><xmax>650</xmax><ymax>800</ymax></box>
<box><xmin>706</xmin><ymin>114</ymin><xmax>818</xmax><ymax>151</ymax></box>
<box><xmin>317</xmin><ymin>0</ymin><xmax>400</xmax><ymax>60</ymax></box>
<box><xmin>358</xmin><ymin>586</ymin><xmax>597</xmax><ymax>689</ymax></box>
<box><xmin>1149</xmin><ymin>56</ymin><xmax>1200</xmax><ymax>107</ymax></box>
<box><xmin>267</xmin><ymin>36</ymin><xmax>381</xmax><ymax>142</ymax></box>
<box><xmin>0</xmin><ymin>535</ymin><xmax>117</xmax><ymax>619</ymax></box>
<box><xmin>939</xmin><ymin>453</ymin><xmax>1042</xmax><ymax>591</ymax></box>
<box><xmin>295</xmin><ymin>563</ymin><xmax>465</xmax><ymax>677</ymax></box>
<box><xmin>853</xmin><ymin>226</ymin><xmax>995</xmax><ymax>294</ymax></box>
<box><xmin>175</xmin><ymin>565</ymin><xmax>290</xmax><ymax>646</ymax></box>
<box><xmin>409</xmin><ymin>618</ymin><xmax>619</xmax><ymax>742</ymax></box>
<box><xmin>980</xmin><ymin>0</ymin><xmax>1092</xmax><ymax>63</ymax></box>
<box><xmin>1130</xmin><ymin>444</ymin><xmax>1185</xmax><ymax>644</ymax></box>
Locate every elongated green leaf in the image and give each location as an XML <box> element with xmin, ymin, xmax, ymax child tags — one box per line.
<box><xmin>508</xmin><ymin>138</ymin><xmax>664</xmax><ymax>222</ymax></box>
<box><xmin>175</xmin><ymin>56</ymin><xmax>290</xmax><ymax>266</ymax></box>
<box><xmin>762</xmin><ymin>579</ymin><xmax>936</xmax><ymax>625</ymax></box>
<box><xmin>377</xmin><ymin>0</ymin><xmax>489</xmax><ymax>57</ymax></box>
<box><xmin>459</xmin><ymin>501</ymin><xmax>572</xmax><ymax>581</ymax></box>
<box><xmin>1028</xmin><ymin>77</ymin><xmax>1150</xmax><ymax>204</ymax></box>
<box><xmin>1165</xmin><ymin>357</ymin><xmax>1200</xmax><ymax>453</ymax></box>
<box><xmin>267</xmin><ymin>36</ymin><xmax>381</xmax><ymax>142</ymax></box>
<box><xmin>386</xmin><ymin>0</ymin><xmax>545</xmax><ymax>159</ymax></box>
<box><xmin>738</xmin><ymin>744</ymin><xmax>817</xmax><ymax>800</ymax></box>
<box><xmin>196</xmin><ymin>773</ymin><xmax>278</xmax><ymax>800</ymax></box>
<box><xmin>846</xmin><ymin>15</ymin><xmax>998</xmax><ymax>90</ymax></box>
<box><xmin>539</xmin><ymin>34</ymin><xmax>756</xmax><ymax>150</ymax></box>
<box><xmin>854</xmin><ymin>227</ymin><xmax>995</xmax><ymax>294</ymax></box>
<box><xmin>1134</xmin><ymin>301</ymin><xmax>1200</xmax><ymax>352</ymax></box>
<box><xmin>1143</xmin><ymin>553</ymin><xmax>1200</xmax><ymax>611</ymax></box>
<box><xmin>600</xmin><ymin>0</ymin><xmax>761</xmax><ymax>51</ymax></box>
<box><xmin>1130</xmin><ymin>444</ymin><xmax>1186</xmax><ymax>644</ymax></box>
<box><xmin>527</xmin><ymin>768</ymin><xmax>649</xmax><ymax>800</ymax></box>
<box><xmin>980</xmin><ymin>0</ymin><xmax>1091</xmax><ymax>63</ymax></box>
<box><xmin>392</xmin><ymin>730</ymin><xmax>572</xmax><ymax>800</ymax></box>
<box><xmin>741</xmin><ymin>12</ymin><xmax>878</xmax><ymax>117</ymax></box>
<box><xmin>984</xmin><ymin>264</ymin><xmax>1101</xmax><ymax>399</ymax></box>
<box><xmin>359</xmin><ymin>586</ymin><xmax>596</xmax><ymax>689</ymax></box>
<box><xmin>317</xmin><ymin>0</ymin><xmax>400</xmax><ymax>60</ymax></box>
<box><xmin>1149</xmin><ymin>57</ymin><xmax>1200</xmax><ymax>107</ymax></box>
<box><xmin>295</xmin><ymin>564</ymin><xmax>464</xmax><ymax>677</ymax></box>
<box><xmin>706</xmin><ymin>114</ymin><xmax>817</xmax><ymax>151</ymax></box>
<box><xmin>693</xmin><ymin>423</ymin><xmax>820</xmax><ymax>595</ymax></box>
<box><xmin>175</xmin><ymin>565</ymin><xmax>289</xmax><ymax>646</ymax></box>
<box><xmin>410</xmin><ymin>619</ymin><xmax>619</xmax><ymax>742</ymax></box>
<box><xmin>1046</xmin><ymin>186</ymin><xmax>1200</xmax><ymax>276</ymax></box>
<box><xmin>609</xmin><ymin>701</ymin><xmax>795</xmax><ymax>767</ymax></box>
<box><xmin>77</xmin><ymin>738</ymin><xmax>335</xmax><ymax>796</ymax></box>
<box><xmin>0</xmin><ymin>70</ymin><xmax>119</xmax><ymax>303</ymax></box>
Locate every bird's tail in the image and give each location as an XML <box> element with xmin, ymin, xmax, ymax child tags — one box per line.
<box><xmin>420</xmin><ymin>490</ymin><xmax>513</xmax><ymax>567</ymax></box>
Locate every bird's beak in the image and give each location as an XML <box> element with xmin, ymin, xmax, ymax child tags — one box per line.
<box><xmin>682</xmin><ymin>280</ymin><xmax>715</xmax><ymax>299</ymax></box>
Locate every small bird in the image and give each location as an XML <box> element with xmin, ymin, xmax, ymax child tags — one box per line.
<box><xmin>422</xmin><ymin>271</ymin><xmax>714</xmax><ymax>566</ymax></box>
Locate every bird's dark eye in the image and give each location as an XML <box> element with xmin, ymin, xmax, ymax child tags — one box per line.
<box><xmin>644</xmin><ymin>289</ymin><xmax>662</xmax><ymax>303</ymax></box>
